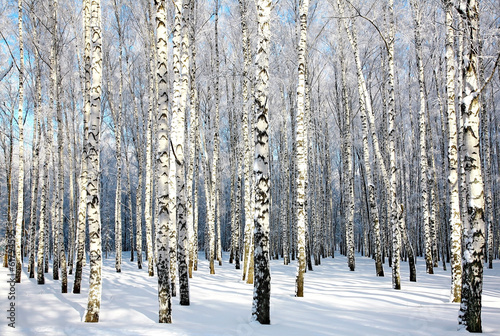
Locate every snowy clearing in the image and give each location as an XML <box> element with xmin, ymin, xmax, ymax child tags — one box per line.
<box><xmin>1</xmin><ymin>253</ymin><xmax>499</xmax><ymax>336</ymax></box>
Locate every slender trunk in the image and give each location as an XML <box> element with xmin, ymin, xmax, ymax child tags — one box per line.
<box><xmin>37</xmin><ymin>124</ymin><xmax>48</xmax><ymax>285</ymax></box>
<box><xmin>15</xmin><ymin>0</ymin><xmax>25</xmax><ymax>284</ymax></box>
<box><xmin>144</xmin><ymin>0</ymin><xmax>155</xmax><ymax>277</ymax></box>
<box><xmin>172</xmin><ymin>0</ymin><xmax>190</xmax><ymax>305</ymax></box>
<box><xmin>84</xmin><ymin>0</ymin><xmax>103</xmax><ymax>322</ymax></box>
<box><xmin>239</xmin><ymin>0</ymin><xmax>254</xmax><ymax>282</ymax></box>
<box><xmin>187</xmin><ymin>0</ymin><xmax>199</xmax><ymax>275</ymax></box>
<box><xmin>295</xmin><ymin>0</ymin><xmax>309</xmax><ymax>298</ymax></box>
<box><xmin>112</xmin><ymin>0</ymin><xmax>124</xmax><ymax>274</ymax></box>
<box><xmin>73</xmin><ymin>0</ymin><xmax>91</xmax><ymax>295</ymax></box>
<box><xmin>29</xmin><ymin>21</ymin><xmax>42</xmax><ymax>279</ymax></box>
<box><xmin>410</xmin><ymin>0</ymin><xmax>433</xmax><ymax>274</ymax></box>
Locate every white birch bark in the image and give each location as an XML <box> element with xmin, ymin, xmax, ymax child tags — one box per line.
<box><xmin>112</xmin><ymin>0</ymin><xmax>124</xmax><ymax>274</ymax></box>
<box><xmin>239</xmin><ymin>0</ymin><xmax>254</xmax><ymax>282</ymax></box>
<box><xmin>172</xmin><ymin>0</ymin><xmax>190</xmax><ymax>305</ymax></box>
<box><xmin>37</xmin><ymin>126</ymin><xmax>48</xmax><ymax>285</ymax></box>
<box><xmin>29</xmin><ymin>22</ymin><xmax>41</xmax><ymax>279</ymax></box>
<box><xmin>280</xmin><ymin>88</ymin><xmax>290</xmax><ymax>265</ymax></box>
<box><xmin>252</xmin><ymin>0</ymin><xmax>272</xmax><ymax>323</ymax></box>
<box><xmin>56</xmin><ymin>60</ymin><xmax>68</xmax><ymax>293</ymax></box>
<box><xmin>295</xmin><ymin>0</ymin><xmax>309</xmax><ymax>298</ymax></box>
<box><xmin>155</xmin><ymin>0</ymin><xmax>172</xmax><ymax>322</ymax></box>
<box><xmin>144</xmin><ymin>0</ymin><xmax>155</xmax><ymax>277</ymax></box>
<box><xmin>84</xmin><ymin>0</ymin><xmax>103</xmax><ymax>322</ymax></box>
<box><xmin>14</xmin><ymin>0</ymin><xmax>25</xmax><ymax>284</ymax></box>
<box><xmin>387</xmin><ymin>0</ymin><xmax>400</xmax><ymax>285</ymax></box>
<box><xmin>410</xmin><ymin>0</ymin><xmax>433</xmax><ymax>275</ymax></box>
<box><xmin>187</xmin><ymin>0</ymin><xmax>199</xmax><ymax>276</ymax></box>
<box><xmin>73</xmin><ymin>0</ymin><xmax>91</xmax><ymax>294</ymax></box>
<box><xmin>458</xmin><ymin>0</ymin><xmax>486</xmax><ymax>331</ymax></box>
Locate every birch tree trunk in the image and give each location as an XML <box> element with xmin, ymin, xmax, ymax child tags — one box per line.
<box><xmin>144</xmin><ymin>0</ymin><xmax>156</xmax><ymax>277</ymax></box>
<box><xmin>84</xmin><ymin>0</ymin><xmax>103</xmax><ymax>322</ymax></box>
<box><xmin>112</xmin><ymin>0</ymin><xmax>124</xmax><ymax>274</ymax></box>
<box><xmin>239</xmin><ymin>0</ymin><xmax>254</xmax><ymax>282</ymax></box>
<box><xmin>387</xmin><ymin>0</ymin><xmax>401</xmax><ymax>284</ymax></box>
<box><xmin>410</xmin><ymin>0</ymin><xmax>433</xmax><ymax>275</ymax></box>
<box><xmin>280</xmin><ymin>88</ymin><xmax>290</xmax><ymax>265</ymax></box>
<box><xmin>15</xmin><ymin>0</ymin><xmax>25</xmax><ymax>284</ymax></box>
<box><xmin>187</xmin><ymin>0</ymin><xmax>199</xmax><ymax>276</ymax></box>
<box><xmin>340</xmin><ymin>39</ymin><xmax>355</xmax><ymax>272</ymax></box>
<box><xmin>155</xmin><ymin>0</ymin><xmax>172</xmax><ymax>323</ymax></box>
<box><xmin>73</xmin><ymin>0</ymin><xmax>91</xmax><ymax>294</ymax></box>
<box><xmin>37</xmin><ymin>125</ymin><xmax>48</xmax><ymax>285</ymax></box>
<box><xmin>29</xmin><ymin>21</ymin><xmax>42</xmax><ymax>279</ymax></box>
<box><xmin>252</xmin><ymin>0</ymin><xmax>272</xmax><ymax>323</ymax></box>
<box><xmin>458</xmin><ymin>0</ymin><xmax>486</xmax><ymax>332</ymax></box>
<box><xmin>172</xmin><ymin>0</ymin><xmax>190</xmax><ymax>305</ymax></box>
<box><xmin>57</xmin><ymin>61</ymin><xmax>68</xmax><ymax>293</ymax></box>
<box><xmin>295</xmin><ymin>0</ymin><xmax>309</xmax><ymax>298</ymax></box>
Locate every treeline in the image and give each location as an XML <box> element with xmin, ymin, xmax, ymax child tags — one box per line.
<box><xmin>0</xmin><ymin>0</ymin><xmax>498</xmax><ymax>332</ymax></box>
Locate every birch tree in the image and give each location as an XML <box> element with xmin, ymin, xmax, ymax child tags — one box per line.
<box><xmin>443</xmin><ymin>0</ymin><xmax>461</xmax><ymax>303</ymax></box>
<box><xmin>458</xmin><ymin>0</ymin><xmax>486</xmax><ymax>331</ymax></box>
<box><xmin>84</xmin><ymin>0</ymin><xmax>103</xmax><ymax>322</ymax></box>
<box><xmin>410</xmin><ymin>0</ymin><xmax>433</xmax><ymax>275</ymax></box>
<box><xmin>239</xmin><ymin>0</ymin><xmax>255</xmax><ymax>283</ymax></box>
<box><xmin>155</xmin><ymin>0</ymin><xmax>172</xmax><ymax>323</ymax></box>
<box><xmin>252</xmin><ymin>0</ymin><xmax>272</xmax><ymax>324</ymax></box>
<box><xmin>295</xmin><ymin>0</ymin><xmax>309</xmax><ymax>298</ymax></box>
<box><xmin>28</xmin><ymin>16</ymin><xmax>41</xmax><ymax>280</ymax></box>
<box><xmin>172</xmin><ymin>0</ymin><xmax>190</xmax><ymax>305</ymax></box>
<box><xmin>73</xmin><ymin>0</ymin><xmax>91</xmax><ymax>295</ymax></box>
<box><xmin>112</xmin><ymin>0</ymin><xmax>124</xmax><ymax>274</ymax></box>
<box><xmin>14</xmin><ymin>0</ymin><xmax>25</xmax><ymax>284</ymax></box>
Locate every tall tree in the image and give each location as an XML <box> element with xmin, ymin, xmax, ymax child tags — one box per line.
<box><xmin>443</xmin><ymin>0</ymin><xmax>461</xmax><ymax>303</ymax></box>
<box><xmin>252</xmin><ymin>0</ymin><xmax>272</xmax><ymax>324</ymax></box>
<box><xmin>84</xmin><ymin>0</ymin><xmax>103</xmax><ymax>322</ymax></box>
<box><xmin>14</xmin><ymin>0</ymin><xmax>25</xmax><ymax>284</ymax></box>
<box><xmin>112</xmin><ymin>0</ymin><xmax>124</xmax><ymax>274</ymax></box>
<box><xmin>172</xmin><ymin>0</ymin><xmax>190</xmax><ymax>305</ymax></box>
<box><xmin>73</xmin><ymin>0</ymin><xmax>91</xmax><ymax>295</ymax></box>
<box><xmin>410</xmin><ymin>0</ymin><xmax>434</xmax><ymax>275</ymax></box>
<box><xmin>155</xmin><ymin>0</ymin><xmax>172</xmax><ymax>323</ymax></box>
<box><xmin>458</xmin><ymin>0</ymin><xmax>486</xmax><ymax>332</ymax></box>
<box><xmin>295</xmin><ymin>0</ymin><xmax>310</xmax><ymax>298</ymax></box>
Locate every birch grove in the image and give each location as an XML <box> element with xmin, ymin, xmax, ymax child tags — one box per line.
<box><xmin>1</xmin><ymin>0</ymin><xmax>499</xmax><ymax>332</ymax></box>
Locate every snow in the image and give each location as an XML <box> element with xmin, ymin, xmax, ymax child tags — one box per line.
<box><xmin>1</xmin><ymin>253</ymin><xmax>499</xmax><ymax>336</ymax></box>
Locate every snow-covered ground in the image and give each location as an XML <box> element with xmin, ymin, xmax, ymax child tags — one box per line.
<box><xmin>1</xmin><ymin>252</ymin><xmax>499</xmax><ymax>335</ymax></box>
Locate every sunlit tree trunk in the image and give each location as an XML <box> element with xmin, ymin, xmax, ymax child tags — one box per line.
<box><xmin>187</xmin><ymin>0</ymin><xmax>199</xmax><ymax>276</ymax></box>
<box><xmin>29</xmin><ymin>20</ymin><xmax>42</xmax><ymax>279</ymax></box>
<box><xmin>14</xmin><ymin>0</ymin><xmax>25</xmax><ymax>284</ymax></box>
<box><xmin>112</xmin><ymin>0</ymin><xmax>124</xmax><ymax>274</ymax></box>
<box><xmin>73</xmin><ymin>0</ymin><xmax>91</xmax><ymax>295</ymax></box>
<box><xmin>295</xmin><ymin>0</ymin><xmax>309</xmax><ymax>298</ymax></box>
<box><xmin>155</xmin><ymin>0</ymin><xmax>172</xmax><ymax>323</ymax></box>
<box><xmin>410</xmin><ymin>0</ymin><xmax>433</xmax><ymax>275</ymax></box>
<box><xmin>252</xmin><ymin>0</ymin><xmax>272</xmax><ymax>323</ymax></box>
<box><xmin>172</xmin><ymin>0</ymin><xmax>190</xmax><ymax>305</ymax></box>
<box><xmin>84</xmin><ymin>0</ymin><xmax>103</xmax><ymax>322</ymax></box>
<box><xmin>239</xmin><ymin>0</ymin><xmax>254</xmax><ymax>282</ymax></box>
<box><xmin>280</xmin><ymin>88</ymin><xmax>290</xmax><ymax>265</ymax></box>
<box><xmin>458</xmin><ymin>0</ymin><xmax>486</xmax><ymax>332</ymax></box>
<box><xmin>37</xmin><ymin>125</ymin><xmax>48</xmax><ymax>285</ymax></box>
<box><xmin>144</xmin><ymin>0</ymin><xmax>156</xmax><ymax>278</ymax></box>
